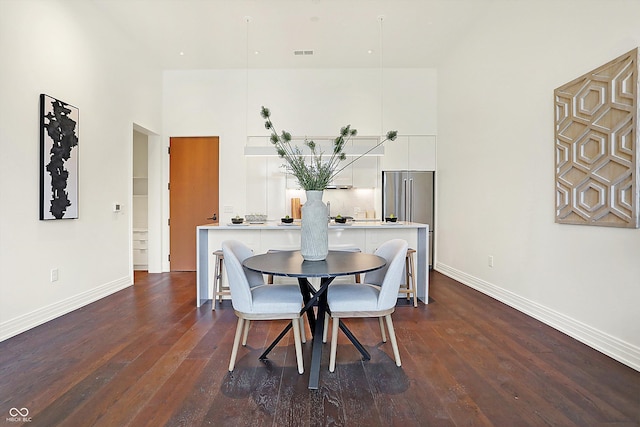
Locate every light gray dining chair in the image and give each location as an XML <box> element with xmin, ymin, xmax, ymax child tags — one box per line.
<box><xmin>326</xmin><ymin>239</ymin><xmax>408</xmax><ymax>372</ymax></box>
<box><xmin>221</xmin><ymin>240</ymin><xmax>305</xmax><ymax>374</ymax></box>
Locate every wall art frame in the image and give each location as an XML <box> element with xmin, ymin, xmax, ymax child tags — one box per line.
<box><xmin>554</xmin><ymin>48</ymin><xmax>639</xmax><ymax>228</ymax></box>
<box><xmin>39</xmin><ymin>94</ymin><xmax>79</xmax><ymax>220</ymax></box>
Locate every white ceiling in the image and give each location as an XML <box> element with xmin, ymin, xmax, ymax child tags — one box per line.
<box><xmin>92</xmin><ymin>0</ymin><xmax>487</xmax><ymax>70</ymax></box>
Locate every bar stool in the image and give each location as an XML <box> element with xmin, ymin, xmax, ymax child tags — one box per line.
<box><xmin>399</xmin><ymin>248</ymin><xmax>418</xmax><ymax>307</ymax></box>
<box><xmin>211</xmin><ymin>249</ymin><xmax>230</xmax><ymax>310</ymax></box>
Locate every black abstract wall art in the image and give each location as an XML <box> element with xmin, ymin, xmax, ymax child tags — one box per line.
<box><xmin>40</xmin><ymin>94</ymin><xmax>79</xmax><ymax>220</ymax></box>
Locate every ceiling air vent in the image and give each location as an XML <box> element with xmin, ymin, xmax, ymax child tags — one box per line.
<box><xmin>294</xmin><ymin>50</ymin><xmax>314</xmax><ymax>56</ymax></box>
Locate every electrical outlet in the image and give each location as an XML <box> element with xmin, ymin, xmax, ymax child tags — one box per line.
<box><xmin>488</xmin><ymin>256</ymin><xmax>494</xmax><ymax>268</ymax></box>
<box><xmin>51</xmin><ymin>268</ymin><xmax>59</xmax><ymax>282</ymax></box>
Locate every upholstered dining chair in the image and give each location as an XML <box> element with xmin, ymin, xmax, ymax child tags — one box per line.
<box><xmin>221</xmin><ymin>240</ymin><xmax>305</xmax><ymax>374</ymax></box>
<box><xmin>326</xmin><ymin>239</ymin><xmax>408</xmax><ymax>372</ymax></box>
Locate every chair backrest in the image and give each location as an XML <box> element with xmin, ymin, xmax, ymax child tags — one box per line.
<box><xmin>221</xmin><ymin>240</ymin><xmax>265</xmax><ymax>313</ymax></box>
<box><xmin>370</xmin><ymin>239</ymin><xmax>409</xmax><ymax>311</ymax></box>
<box><xmin>362</xmin><ymin>240</ymin><xmax>404</xmax><ymax>286</ymax></box>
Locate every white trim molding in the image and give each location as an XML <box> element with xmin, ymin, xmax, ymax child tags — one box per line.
<box><xmin>435</xmin><ymin>262</ymin><xmax>640</xmax><ymax>372</ymax></box>
<box><xmin>0</xmin><ymin>276</ymin><xmax>132</xmax><ymax>342</ymax></box>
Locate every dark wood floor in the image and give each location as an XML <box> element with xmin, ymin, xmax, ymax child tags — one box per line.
<box><xmin>1</xmin><ymin>271</ymin><xmax>638</xmax><ymax>427</ymax></box>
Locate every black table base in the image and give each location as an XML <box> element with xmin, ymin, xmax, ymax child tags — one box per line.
<box><xmin>259</xmin><ymin>276</ymin><xmax>370</xmax><ymax>390</ymax></box>
<box><xmin>244</xmin><ymin>250</ymin><xmax>384</xmax><ymax>390</ymax></box>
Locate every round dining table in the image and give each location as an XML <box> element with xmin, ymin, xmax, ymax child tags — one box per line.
<box><xmin>243</xmin><ymin>250</ymin><xmax>386</xmax><ymax>390</ymax></box>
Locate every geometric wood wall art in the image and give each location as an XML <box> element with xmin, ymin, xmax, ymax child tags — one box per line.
<box><xmin>554</xmin><ymin>48</ymin><xmax>639</xmax><ymax>228</ymax></box>
<box><xmin>40</xmin><ymin>94</ymin><xmax>79</xmax><ymax>220</ymax></box>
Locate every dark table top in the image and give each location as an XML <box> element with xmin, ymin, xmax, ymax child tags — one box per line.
<box><xmin>243</xmin><ymin>250</ymin><xmax>386</xmax><ymax>278</ymax></box>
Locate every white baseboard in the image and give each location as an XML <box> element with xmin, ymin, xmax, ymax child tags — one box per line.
<box><xmin>435</xmin><ymin>262</ymin><xmax>640</xmax><ymax>372</ymax></box>
<box><xmin>0</xmin><ymin>276</ymin><xmax>132</xmax><ymax>342</ymax></box>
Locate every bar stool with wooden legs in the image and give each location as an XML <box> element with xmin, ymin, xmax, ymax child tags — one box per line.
<box><xmin>211</xmin><ymin>249</ymin><xmax>230</xmax><ymax>310</ymax></box>
<box><xmin>399</xmin><ymin>248</ymin><xmax>418</xmax><ymax>307</ymax></box>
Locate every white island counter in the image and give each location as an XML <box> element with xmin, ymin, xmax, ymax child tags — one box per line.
<box><xmin>196</xmin><ymin>221</ymin><xmax>429</xmax><ymax>307</ymax></box>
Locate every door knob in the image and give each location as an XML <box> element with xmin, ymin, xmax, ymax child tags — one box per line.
<box><xmin>207</xmin><ymin>213</ymin><xmax>218</xmax><ymax>221</ymax></box>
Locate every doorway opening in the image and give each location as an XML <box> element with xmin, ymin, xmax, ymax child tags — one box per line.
<box><xmin>131</xmin><ymin>124</ymin><xmax>162</xmax><ymax>279</ymax></box>
<box><xmin>132</xmin><ymin>130</ymin><xmax>149</xmax><ymax>271</ymax></box>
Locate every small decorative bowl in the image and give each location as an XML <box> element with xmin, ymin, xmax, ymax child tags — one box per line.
<box><xmin>245</xmin><ymin>214</ymin><xmax>267</xmax><ymax>222</ymax></box>
<box><xmin>231</xmin><ymin>217</ymin><xmax>244</xmax><ymax>224</ymax></box>
<box><xmin>281</xmin><ymin>217</ymin><xmax>294</xmax><ymax>224</ymax></box>
<box><xmin>385</xmin><ymin>217</ymin><xmax>398</xmax><ymax>222</ymax></box>
<box><xmin>334</xmin><ymin>217</ymin><xmax>347</xmax><ymax>224</ymax></box>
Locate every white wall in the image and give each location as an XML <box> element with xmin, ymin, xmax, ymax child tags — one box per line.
<box><xmin>0</xmin><ymin>0</ymin><xmax>162</xmax><ymax>340</ymax></box>
<box><xmin>162</xmin><ymin>68</ymin><xmax>437</xmax><ymax>269</ymax></box>
<box><xmin>437</xmin><ymin>0</ymin><xmax>640</xmax><ymax>370</ymax></box>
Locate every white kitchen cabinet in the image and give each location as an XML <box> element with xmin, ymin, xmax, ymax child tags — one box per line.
<box><xmin>245</xmin><ymin>156</ymin><xmax>268</xmax><ymax>213</ymax></box>
<box><xmin>381</xmin><ymin>135</ymin><xmax>410</xmax><ymax>171</ymax></box>
<box><xmin>245</xmin><ymin>156</ymin><xmax>288</xmax><ymax>218</ymax></box>
<box><xmin>266</xmin><ymin>156</ymin><xmax>287</xmax><ymax>218</ymax></box>
<box><xmin>352</xmin><ymin>155</ymin><xmax>378</xmax><ymax>188</ymax></box>
<box><xmin>381</xmin><ymin>135</ymin><xmax>436</xmax><ymax>171</ymax></box>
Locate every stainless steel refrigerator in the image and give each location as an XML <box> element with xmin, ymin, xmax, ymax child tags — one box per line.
<box><xmin>382</xmin><ymin>171</ymin><xmax>434</xmax><ymax>268</ymax></box>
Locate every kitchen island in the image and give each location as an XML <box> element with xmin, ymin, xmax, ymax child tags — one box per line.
<box><xmin>196</xmin><ymin>221</ymin><xmax>429</xmax><ymax>307</ymax></box>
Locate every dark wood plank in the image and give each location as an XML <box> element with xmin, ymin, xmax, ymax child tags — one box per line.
<box><xmin>0</xmin><ymin>271</ymin><xmax>638</xmax><ymax>427</ymax></box>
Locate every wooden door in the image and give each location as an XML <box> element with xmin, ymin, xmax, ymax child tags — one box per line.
<box><xmin>170</xmin><ymin>136</ymin><xmax>219</xmax><ymax>271</ymax></box>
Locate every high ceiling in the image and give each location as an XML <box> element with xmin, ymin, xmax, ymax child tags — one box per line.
<box><xmin>92</xmin><ymin>0</ymin><xmax>487</xmax><ymax>70</ymax></box>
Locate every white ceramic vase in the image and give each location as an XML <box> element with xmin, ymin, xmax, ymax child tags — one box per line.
<box><xmin>300</xmin><ymin>190</ymin><xmax>328</xmax><ymax>261</ymax></box>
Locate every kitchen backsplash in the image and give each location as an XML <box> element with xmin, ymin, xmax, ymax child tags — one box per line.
<box><xmin>286</xmin><ymin>188</ymin><xmax>376</xmax><ymax>219</ymax></box>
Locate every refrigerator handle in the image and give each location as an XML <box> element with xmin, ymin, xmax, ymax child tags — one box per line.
<box><xmin>408</xmin><ymin>178</ymin><xmax>414</xmax><ymax>222</ymax></box>
<box><xmin>403</xmin><ymin>178</ymin><xmax>408</xmax><ymax>220</ymax></box>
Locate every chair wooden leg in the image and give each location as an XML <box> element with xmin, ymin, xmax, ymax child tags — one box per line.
<box><xmin>384</xmin><ymin>314</ymin><xmax>402</xmax><ymax>367</ymax></box>
<box><xmin>329</xmin><ymin>316</ymin><xmax>340</xmax><ymax>372</ymax></box>
<box><xmin>323</xmin><ymin>315</ymin><xmax>330</xmax><ymax>343</ymax></box>
<box><xmin>409</xmin><ymin>253</ymin><xmax>417</xmax><ymax>307</ymax></box>
<box><xmin>405</xmin><ymin>257</ymin><xmax>411</xmax><ymax>301</ymax></box>
<box><xmin>229</xmin><ymin>317</ymin><xmax>244</xmax><ymax>372</ymax></box>
<box><xmin>218</xmin><ymin>257</ymin><xmax>225</xmax><ymax>302</ymax></box>
<box><xmin>300</xmin><ymin>316</ymin><xmax>306</xmax><ymax>344</ymax></box>
<box><xmin>241</xmin><ymin>320</ymin><xmax>250</xmax><ymax>346</ymax></box>
<box><xmin>212</xmin><ymin>253</ymin><xmax>227</xmax><ymax>311</ymax></box>
<box><xmin>292</xmin><ymin>318</ymin><xmax>304</xmax><ymax>374</ymax></box>
<box><xmin>378</xmin><ymin>317</ymin><xmax>387</xmax><ymax>342</ymax></box>
<box><xmin>212</xmin><ymin>256</ymin><xmax>220</xmax><ymax>311</ymax></box>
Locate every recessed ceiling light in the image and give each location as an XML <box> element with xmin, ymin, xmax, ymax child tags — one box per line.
<box><xmin>254</xmin><ymin>50</ymin><xmax>260</xmax><ymax>55</ymax></box>
<box><xmin>367</xmin><ymin>50</ymin><xmax>374</xmax><ymax>54</ymax></box>
<box><xmin>179</xmin><ymin>52</ymin><xmax>185</xmax><ymax>56</ymax></box>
